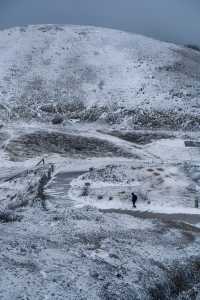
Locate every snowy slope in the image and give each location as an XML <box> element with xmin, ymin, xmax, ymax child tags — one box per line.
<box><xmin>0</xmin><ymin>24</ymin><xmax>200</xmax><ymax>128</ymax></box>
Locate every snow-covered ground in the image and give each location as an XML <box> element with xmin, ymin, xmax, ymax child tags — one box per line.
<box><xmin>0</xmin><ymin>118</ymin><xmax>200</xmax><ymax>299</ymax></box>
<box><xmin>1</xmin><ymin>121</ymin><xmax>200</xmax><ymax>215</ymax></box>
<box><xmin>0</xmin><ymin>25</ymin><xmax>200</xmax><ymax>129</ymax></box>
<box><xmin>0</xmin><ymin>24</ymin><xmax>200</xmax><ymax>299</ymax></box>
<box><xmin>70</xmin><ymin>162</ymin><xmax>200</xmax><ymax>213</ymax></box>
<box><xmin>0</xmin><ymin>131</ymin><xmax>200</xmax><ymax>299</ymax></box>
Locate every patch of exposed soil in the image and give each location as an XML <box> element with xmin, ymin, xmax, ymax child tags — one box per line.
<box><xmin>4</xmin><ymin>131</ymin><xmax>133</xmax><ymax>161</ymax></box>
<box><xmin>100</xmin><ymin>130</ymin><xmax>175</xmax><ymax>145</ymax></box>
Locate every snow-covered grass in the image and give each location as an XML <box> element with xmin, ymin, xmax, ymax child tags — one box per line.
<box><xmin>0</xmin><ymin>122</ymin><xmax>200</xmax><ymax>298</ymax></box>
<box><xmin>1</xmin><ymin>120</ymin><xmax>200</xmax><ymax>215</ymax></box>
<box><xmin>70</xmin><ymin>159</ymin><xmax>200</xmax><ymax>214</ymax></box>
<box><xmin>0</xmin><ymin>25</ymin><xmax>200</xmax><ymax>129</ymax></box>
<box><xmin>1</xmin><ymin>24</ymin><xmax>200</xmax><ymax>299</ymax></box>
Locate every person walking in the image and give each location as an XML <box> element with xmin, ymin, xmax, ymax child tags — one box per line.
<box><xmin>131</xmin><ymin>192</ymin><xmax>138</xmax><ymax>208</ymax></box>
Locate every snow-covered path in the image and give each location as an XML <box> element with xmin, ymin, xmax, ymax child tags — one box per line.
<box><xmin>45</xmin><ymin>171</ymin><xmax>85</xmax><ymax>211</ymax></box>
<box><xmin>46</xmin><ymin>170</ymin><xmax>200</xmax><ymax>227</ymax></box>
<box><xmin>100</xmin><ymin>208</ymin><xmax>200</xmax><ymax>227</ymax></box>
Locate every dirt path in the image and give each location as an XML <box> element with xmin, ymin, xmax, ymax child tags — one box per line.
<box><xmin>100</xmin><ymin>208</ymin><xmax>200</xmax><ymax>229</ymax></box>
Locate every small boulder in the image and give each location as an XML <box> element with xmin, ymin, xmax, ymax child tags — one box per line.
<box><xmin>40</xmin><ymin>104</ymin><xmax>56</xmax><ymax>113</ymax></box>
<box><xmin>51</xmin><ymin>114</ymin><xmax>64</xmax><ymax>125</ymax></box>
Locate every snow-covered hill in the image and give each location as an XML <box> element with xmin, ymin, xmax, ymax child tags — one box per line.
<box><xmin>1</xmin><ymin>25</ymin><xmax>200</xmax><ymax>299</ymax></box>
<box><xmin>0</xmin><ymin>24</ymin><xmax>200</xmax><ymax>129</ymax></box>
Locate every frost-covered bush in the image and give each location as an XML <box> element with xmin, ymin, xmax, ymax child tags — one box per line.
<box><xmin>81</xmin><ymin>182</ymin><xmax>91</xmax><ymax>196</ymax></box>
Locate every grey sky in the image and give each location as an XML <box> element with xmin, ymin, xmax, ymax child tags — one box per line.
<box><xmin>0</xmin><ymin>0</ymin><xmax>199</xmax><ymax>45</ymax></box>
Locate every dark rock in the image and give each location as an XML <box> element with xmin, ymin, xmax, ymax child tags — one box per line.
<box><xmin>81</xmin><ymin>186</ymin><xmax>89</xmax><ymax>197</ymax></box>
<box><xmin>51</xmin><ymin>115</ymin><xmax>64</xmax><ymax>125</ymax></box>
<box><xmin>40</xmin><ymin>104</ymin><xmax>56</xmax><ymax>113</ymax></box>
<box><xmin>0</xmin><ymin>211</ymin><xmax>23</xmax><ymax>223</ymax></box>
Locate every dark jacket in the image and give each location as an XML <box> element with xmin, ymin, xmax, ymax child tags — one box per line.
<box><xmin>131</xmin><ymin>193</ymin><xmax>137</xmax><ymax>204</ymax></box>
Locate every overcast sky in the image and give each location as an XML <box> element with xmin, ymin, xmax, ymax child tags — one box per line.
<box><xmin>0</xmin><ymin>0</ymin><xmax>199</xmax><ymax>45</ymax></box>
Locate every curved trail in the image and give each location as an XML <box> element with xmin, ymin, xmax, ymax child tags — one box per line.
<box><xmin>45</xmin><ymin>171</ymin><xmax>200</xmax><ymax>230</ymax></box>
<box><xmin>2</xmin><ymin>166</ymin><xmax>199</xmax><ymax>228</ymax></box>
<box><xmin>100</xmin><ymin>208</ymin><xmax>200</xmax><ymax>232</ymax></box>
<box><xmin>100</xmin><ymin>209</ymin><xmax>200</xmax><ymax>224</ymax></box>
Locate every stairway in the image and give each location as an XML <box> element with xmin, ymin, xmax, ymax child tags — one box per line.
<box><xmin>45</xmin><ymin>171</ymin><xmax>84</xmax><ymax>211</ymax></box>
